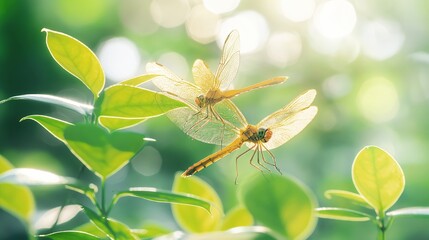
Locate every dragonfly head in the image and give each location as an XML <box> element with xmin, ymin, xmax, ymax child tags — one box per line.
<box><xmin>258</xmin><ymin>128</ymin><xmax>272</xmax><ymax>143</ymax></box>
<box><xmin>195</xmin><ymin>95</ymin><xmax>206</xmax><ymax>108</ymax></box>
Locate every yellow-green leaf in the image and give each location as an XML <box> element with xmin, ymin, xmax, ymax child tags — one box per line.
<box><xmin>119</xmin><ymin>74</ymin><xmax>159</xmax><ymax>86</ymax></box>
<box><xmin>0</xmin><ymin>156</ymin><xmax>35</xmax><ymax>223</ymax></box>
<box><xmin>239</xmin><ymin>174</ymin><xmax>317</xmax><ymax>240</ymax></box>
<box><xmin>20</xmin><ymin>115</ymin><xmax>72</xmax><ymax>143</ymax></box>
<box><xmin>38</xmin><ymin>230</ymin><xmax>101</xmax><ymax>240</ymax></box>
<box><xmin>325</xmin><ymin>189</ymin><xmax>372</xmax><ymax>208</ymax></box>
<box><xmin>220</xmin><ymin>205</ymin><xmax>253</xmax><ymax>231</ymax></box>
<box><xmin>352</xmin><ymin>146</ymin><xmax>405</xmax><ymax>214</ymax></box>
<box><xmin>316</xmin><ymin>207</ymin><xmax>372</xmax><ymax>222</ymax></box>
<box><xmin>98</xmin><ymin>116</ymin><xmax>146</xmax><ymax>131</ymax></box>
<box><xmin>42</xmin><ymin>28</ymin><xmax>105</xmax><ymax>98</ymax></box>
<box><xmin>172</xmin><ymin>173</ymin><xmax>223</xmax><ymax>233</ymax></box>
<box><xmin>97</xmin><ymin>85</ymin><xmax>186</xmax><ymax>119</ymax></box>
<box><xmin>63</xmin><ymin>124</ymin><xmax>146</xmax><ymax>179</ymax></box>
<box><xmin>83</xmin><ymin>206</ymin><xmax>138</xmax><ymax>240</ymax></box>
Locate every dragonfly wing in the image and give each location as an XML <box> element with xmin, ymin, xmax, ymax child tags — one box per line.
<box><xmin>257</xmin><ymin>89</ymin><xmax>317</xmax><ymax>128</ymax></box>
<box><xmin>259</xmin><ymin>106</ymin><xmax>318</xmax><ymax>150</ymax></box>
<box><xmin>192</xmin><ymin>59</ymin><xmax>215</xmax><ymax>93</ymax></box>
<box><xmin>214</xmin><ymin>30</ymin><xmax>240</xmax><ymax>90</ymax></box>
<box><xmin>146</xmin><ymin>62</ymin><xmax>201</xmax><ymax>108</ymax></box>
<box><xmin>166</xmin><ymin>103</ymin><xmax>240</xmax><ymax>145</ymax></box>
<box><xmin>254</xmin><ymin>89</ymin><xmax>318</xmax><ymax>150</ymax></box>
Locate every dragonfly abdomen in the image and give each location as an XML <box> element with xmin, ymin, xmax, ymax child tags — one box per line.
<box><xmin>181</xmin><ymin>137</ymin><xmax>245</xmax><ymax>177</ymax></box>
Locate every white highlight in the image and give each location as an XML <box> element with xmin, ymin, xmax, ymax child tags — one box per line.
<box><xmin>203</xmin><ymin>0</ymin><xmax>240</xmax><ymax>14</ymax></box>
<box><xmin>361</xmin><ymin>19</ymin><xmax>405</xmax><ymax>60</ymax></box>
<box><xmin>98</xmin><ymin>37</ymin><xmax>141</xmax><ymax>82</ymax></box>
<box><xmin>281</xmin><ymin>0</ymin><xmax>316</xmax><ymax>22</ymax></box>
<box><xmin>313</xmin><ymin>0</ymin><xmax>356</xmax><ymax>39</ymax></box>
<box><xmin>218</xmin><ymin>11</ymin><xmax>269</xmax><ymax>54</ymax></box>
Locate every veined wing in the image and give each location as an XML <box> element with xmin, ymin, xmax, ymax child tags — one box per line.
<box><xmin>258</xmin><ymin>89</ymin><xmax>317</xmax><ymax>128</ymax></box>
<box><xmin>214</xmin><ymin>30</ymin><xmax>240</xmax><ymax>90</ymax></box>
<box><xmin>146</xmin><ymin>62</ymin><xmax>202</xmax><ymax>108</ymax></box>
<box><xmin>166</xmin><ymin>99</ymin><xmax>244</xmax><ymax>145</ymax></box>
<box><xmin>254</xmin><ymin>89</ymin><xmax>318</xmax><ymax>150</ymax></box>
<box><xmin>192</xmin><ymin>59</ymin><xmax>215</xmax><ymax>93</ymax></box>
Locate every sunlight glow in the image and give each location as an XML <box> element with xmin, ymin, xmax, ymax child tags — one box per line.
<box><xmin>35</xmin><ymin>205</ymin><xmax>81</xmax><ymax>229</ymax></box>
<box><xmin>158</xmin><ymin>52</ymin><xmax>189</xmax><ymax>80</ymax></box>
<box><xmin>131</xmin><ymin>146</ymin><xmax>163</xmax><ymax>176</ymax></box>
<box><xmin>150</xmin><ymin>0</ymin><xmax>190</xmax><ymax>28</ymax></box>
<box><xmin>203</xmin><ymin>0</ymin><xmax>240</xmax><ymax>14</ymax></box>
<box><xmin>357</xmin><ymin>76</ymin><xmax>399</xmax><ymax>123</ymax></box>
<box><xmin>361</xmin><ymin>19</ymin><xmax>405</xmax><ymax>60</ymax></box>
<box><xmin>281</xmin><ymin>0</ymin><xmax>315</xmax><ymax>22</ymax></box>
<box><xmin>218</xmin><ymin>11</ymin><xmax>269</xmax><ymax>54</ymax></box>
<box><xmin>186</xmin><ymin>4</ymin><xmax>220</xmax><ymax>44</ymax></box>
<box><xmin>120</xmin><ymin>0</ymin><xmax>158</xmax><ymax>35</ymax></box>
<box><xmin>266</xmin><ymin>32</ymin><xmax>302</xmax><ymax>67</ymax></box>
<box><xmin>313</xmin><ymin>0</ymin><xmax>356</xmax><ymax>39</ymax></box>
<box><xmin>323</xmin><ymin>74</ymin><xmax>352</xmax><ymax>98</ymax></box>
<box><xmin>97</xmin><ymin>37</ymin><xmax>142</xmax><ymax>82</ymax></box>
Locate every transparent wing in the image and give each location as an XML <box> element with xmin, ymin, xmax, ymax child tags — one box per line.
<box><xmin>214</xmin><ymin>30</ymin><xmax>240</xmax><ymax>90</ymax></box>
<box><xmin>256</xmin><ymin>106</ymin><xmax>318</xmax><ymax>150</ymax></box>
<box><xmin>192</xmin><ymin>59</ymin><xmax>215</xmax><ymax>93</ymax></box>
<box><xmin>146</xmin><ymin>62</ymin><xmax>202</xmax><ymax>107</ymax></box>
<box><xmin>257</xmin><ymin>89</ymin><xmax>317</xmax><ymax>128</ymax></box>
<box><xmin>166</xmin><ymin>101</ymin><xmax>242</xmax><ymax>145</ymax></box>
<box><xmin>252</xmin><ymin>89</ymin><xmax>318</xmax><ymax>150</ymax></box>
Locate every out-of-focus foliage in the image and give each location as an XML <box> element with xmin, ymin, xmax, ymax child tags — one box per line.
<box><xmin>317</xmin><ymin>146</ymin><xmax>429</xmax><ymax>239</ymax></box>
<box><xmin>2</xmin><ymin>0</ymin><xmax>429</xmax><ymax>239</ymax></box>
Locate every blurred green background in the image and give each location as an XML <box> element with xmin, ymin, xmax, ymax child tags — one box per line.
<box><xmin>1</xmin><ymin>0</ymin><xmax>429</xmax><ymax>239</ymax></box>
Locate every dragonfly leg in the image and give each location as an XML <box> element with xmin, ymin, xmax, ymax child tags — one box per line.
<box><xmin>248</xmin><ymin>146</ymin><xmax>263</xmax><ymax>172</ymax></box>
<box><xmin>257</xmin><ymin>144</ymin><xmax>271</xmax><ymax>172</ymax></box>
<box><xmin>261</xmin><ymin>144</ymin><xmax>282</xmax><ymax>174</ymax></box>
<box><xmin>210</xmin><ymin>105</ymin><xmax>226</xmax><ymax>148</ymax></box>
<box><xmin>185</xmin><ymin>106</ymin><xmax>211</xmax><ymax>134</ymax></box>
<box><xmin>235</xmin><ymin>144</ymin><xmax>256</xmax><ymax>184</ymax></box>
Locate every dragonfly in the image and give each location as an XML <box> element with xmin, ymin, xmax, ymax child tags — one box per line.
<box><xmin>181</xmin><ymin>89</ymin><xmax>318</xmax><ymax>179</ymax></box>
<box><xmin>146</xmin><ymin>30</ymin><xmax>286</xmax><ymax>144</ymax></box>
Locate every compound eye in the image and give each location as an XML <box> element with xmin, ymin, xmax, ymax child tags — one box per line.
<box><xmin>195</xmin><ymin>95</ymin><xmax>205</xmax><ymax>107</ymax></box>
<box><xmin>263</xmin><ymin>129</ymin><xmax>273</xmax><ymax>143</ymax></box>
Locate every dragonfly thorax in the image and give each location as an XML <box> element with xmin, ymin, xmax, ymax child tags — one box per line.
<box><xmin>243</xmin><ymin>125</ymin><xmax>272</xmax><ymax>143</ymax></box>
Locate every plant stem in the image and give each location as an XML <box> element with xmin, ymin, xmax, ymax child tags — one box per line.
<box><xmin>377</xmin><ymin>212</ymin><xmax>386</xmax><ymax>240</ymax></box>
<box><xmin>101</xmin><ymin>179</ymin><xmax>106</xmax><ymax>215</ymax></box>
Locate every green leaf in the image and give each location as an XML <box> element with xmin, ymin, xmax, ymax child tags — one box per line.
<box><xmin>0</xmin><ymin>156</ymin><xmax>35</xmax><ymax>223</ymax></box>
<box><xmin>352</xmin><ymin>146</ymin><xmax>405</xmax><ymax>214</ymax></box>
<box><xmin>172</xmin><ymin>173</ymin><xmax>223</xmax><ymax>233</ymax></box>
<box><xmin>325</xmin><ymin>189</ymin><xmax>372</xmax><ymax>208</ymax></box>
<box><xmin>155</xmin><ymin>227</ymin><xmax>279</xmax><ymax>240</ymax></box>
<box><xmin>239</xmin><ymin>174</ymin><xmax>317</xmax><ymax>240</ymax></box>
<box><xmin>0</xmin><ymin>168</ymin><xmax>75</xmax><ymax>186</ymax></box>
<box><xmin>38</xmin><ymin>230</ymin><xmax>101</xmax><ymax>240</ymax></box>
<box><xmin>20</xmin><ymin>115</ymin><xmax>73</xmax><ymax>143</ymax></box>
<box><xmin>114</xmin><ymin>187</ymin><xmax>211</xmax><ymax>213</ymax></box>
<box><xmin>42</xmin><ymin>28</ymin><xmax>105</xmax><ymax>98</ymax></box>
<box><xmin>63</xmin><ymin>124</ymin><xmax>145</xmax><ymax>179</ymax></box>
<box><xmin>83</xmin><ymin>207</ymin><xmax>138</xmax><ymax>240</ymax></box>
<box><xmin>132</xmin><ymin>223</ymin><xmax>171</xmax><ymax>239</ymax></box>
<box><xmin>0</xmin><ymin>94</ymin><xmax>93</xmax><ymax>115</ymax></box>
<box><xmin>75</xmin><ymin>222</ymin><xmax>107</xmax><ymax>238</ymax></box>
<box><xmin>98</xmin><ymin>116</ymin><xmax>146</xmax><ymax>131</ymax></box>
<box><xmin>119</xmin><ymin>74</ymin><xmax>159</xmax><ymax>86</ymax></box>
<box><xmin>387</xmin><ymin>207</ymin><xmax>429</xmax><ymax>217</ymax></box>
<box><xmin>316</xmin><ymin>207</ymin><xmax>372</xmax><ymax>222</ymax></box>
<box><xmin>220</xmin><ymin>205</ymin><xmax>253</xmax><ymax>230</ymax></box>
<box><xmin>97</xmin><ymin>85</ymin><xmax>186</xmax><ymax>119</ymax></box>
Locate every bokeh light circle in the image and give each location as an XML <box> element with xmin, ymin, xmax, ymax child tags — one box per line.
<box><xmin>218</xmin><ymin>11</ymin><xmax>269</xmax><ymax>54</ymax></box>
<box><xmin>97</xmin><ymin>37</ymin><xmax>141</xmax><ymax>82</ymax></box>
<box><xmin>313</xmin><ymin>0</ymin><xmax>357</xmax><ymax>39</ymax></box>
